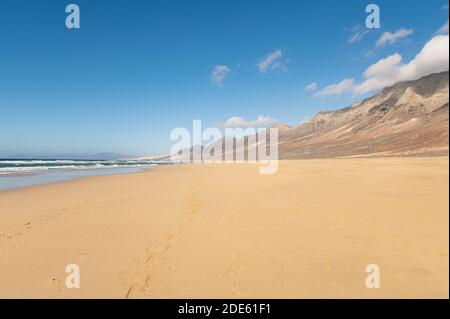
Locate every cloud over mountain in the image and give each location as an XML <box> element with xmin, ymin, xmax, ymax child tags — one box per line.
<box><xmin>219</xmin><ymin>115</ymin><xmax>275</xmax><ymax>128</ymax></box>
<box><xmin>314</xmin><ymin>34</ymin><xmax>449</xmax><ymax>97</ymax></box>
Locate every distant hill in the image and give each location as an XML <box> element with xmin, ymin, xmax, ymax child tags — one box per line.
<box><xmin>0</xmin><ymin>152</ymin><xmax>130</xmax><ymax>160</ymax></box>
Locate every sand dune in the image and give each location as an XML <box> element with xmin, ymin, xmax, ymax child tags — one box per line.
<box><xmin>0</xmin><ymin>158</ymin><xmax>448</xmax><ymax>298</ymax></box>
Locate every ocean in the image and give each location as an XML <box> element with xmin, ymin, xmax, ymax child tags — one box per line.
<box><xmin>0</xmin><ymin>159</ymin><xmax>169</xmax><ymax>191</ymax></box>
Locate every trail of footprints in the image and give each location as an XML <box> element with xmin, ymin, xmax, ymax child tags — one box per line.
<box><xmin>125</xmin><ymin>173</ymin><xmax>255</xmax><ymax>298</ymax></box>
<box><xmin>221</xmin><ymin>219</ymin><xmax>252</xmax><ymax>297</ymax></box>
<box><xmin>0</xmin><ymin>198</ymin><xmax>96</xmax><ymax>257</ymax></box>
<box><xmin>125</xmin><ymin>176</ymin><xmax>202</xmax><ymax>298</ymax></box>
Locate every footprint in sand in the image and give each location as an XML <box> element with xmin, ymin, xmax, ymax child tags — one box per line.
<box><xmin>169</xmin><ymin>265</ymin><xmax>178</xmax><ymax>273</ymax></box>
<box><xmin>395</xmin><ymin>274</ymin><xmax>407</xmax><ymax>283</ymax></box>
<box><xmin>231</xmin><ymin>282</ymin><xmax>251</xmax><ymax>296</ymax></box>
<box><xmin>232</xmin><ymin>282</ymin><xmax>243</xmax><ymax>296</ymax></box>
<box><xmin>228</xmin><ymin>265</ymin><xmax>245</xmax><ymax>277</ymax></box>
<box><xmin>230</xmin><ymin>251</ymin><xmax>243</xmax><ymax>259</ymax></box>
<box><xmin>142</xmin><ymin>276</ymin><xmax>152</xmax><ymax>291</ymax></box>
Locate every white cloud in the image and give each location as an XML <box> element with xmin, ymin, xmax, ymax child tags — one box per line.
<box><xmin>257</xmin><ymin>49</ymin><xmax>285</xmax><ymax>73</ymax></box>
<box><xmin>312</xmin><ymin>34</ymin><xmax>449</xmax><ymax>97</ymax></box>
<box><xmin>363</xmin><ymin>53</ymin><xmax>402</xmax><ymax>78</ymax></box>
<box><xmin>347</xmin><ymin>25</ymin><xmax>369</xmax><ymax>44</ymax></box>
<box><xmin>376</xmin><ymin>28</ymin><xmax>413</xmax><ymax>47</ymax></box>
<box><xmin>220</xmin><ymin>115</ymin><xmax>276</xmax><ymax>128</ymax></box>
<box><xmin>436</xmin><ymin>20</ymin><xmax>449</xmax><ymax>35</ymax></box>
<box><xmin>305</xmin><ymin>82</ymin><xmax>318</xmax><ymax>92</ymax></box>
<box><xmin>355</xmin><ymin>34</ymin><xmax>449</xmax><ymax>95</ymax></box>
<box><xmin>211</xmin><ymin>65</ymin><xmax>231</xmax><ymax>87</ymax></box>
<box><xmin>314</xmin><ymin>78</ymin><xmax>355</xmax><ymax>97</ymax></box>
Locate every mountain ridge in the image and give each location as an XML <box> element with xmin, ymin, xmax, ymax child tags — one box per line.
<box><xmin>273</xmin><ymin>71</ymin><xmax>449</xmax><ymax>159</ymax></box>
<box><xmin>153</xmin><ymin>71</ymin><xmax>449</xmax><ymax>161</ymax></box>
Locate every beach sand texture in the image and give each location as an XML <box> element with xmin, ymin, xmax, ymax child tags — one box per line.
<box><xmin>0</xmin><ymin>158</ymin><xmax>448</xmax><ymax>298</ymax></box>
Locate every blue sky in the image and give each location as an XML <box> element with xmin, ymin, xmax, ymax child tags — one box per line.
<box><xmin>0</xmin><ymin>0</ymin><xmax>448</xmax><ymax>156</ymax></box>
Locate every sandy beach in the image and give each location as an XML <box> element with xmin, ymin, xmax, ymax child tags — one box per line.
<box><xmin>0</xmin><ymin>157</ymin><xmax>448</xmax><ymax>298</ymax></box>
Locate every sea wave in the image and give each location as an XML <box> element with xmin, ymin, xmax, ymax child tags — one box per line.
<box><xmin>0</xmin><ymin>159</ymin><xmax>165</xmax><ymax>175</ymax></box>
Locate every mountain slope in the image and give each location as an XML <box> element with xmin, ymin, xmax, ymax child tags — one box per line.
<box><xmin>166</xmin><ymin>71</ymin><xmax>448</xmax><ymax>161</ymax></box>
<box><xmin>276</xmin><ymin>71</ymin><xmax>449</xmax><ymax>159</ymax></box>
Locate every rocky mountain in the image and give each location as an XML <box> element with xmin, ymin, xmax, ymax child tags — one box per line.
<box><xmin>168</xmin><ymin>71</ymin><xmax>449</xmax><ymax>161</ymax></box>
<box><xmin>275</xmin><ymin>71</ymin><xmax>449</xmax><ymax>159</ymax></box>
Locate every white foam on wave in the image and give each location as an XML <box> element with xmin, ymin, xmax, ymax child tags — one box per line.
<box><xmin>0</xmin><ymin>160</ymin><xmax>161</xmax><ymax>175</ymax></box>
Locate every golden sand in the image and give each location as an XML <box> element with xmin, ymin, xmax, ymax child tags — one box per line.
<box><xmin>0</xmin><ymin>158</ymin><xmax>448</xmax><ymax>298</ymax></box>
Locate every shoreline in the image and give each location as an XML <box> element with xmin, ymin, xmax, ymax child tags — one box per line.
<box><xmin>0</xmin><ymin>165</ymin><xmax>161</xmax><ymax>193</ymax></box>
<box><xmin>0</xmin><ymin>157</ymin><xmax>448</xmax><ymax>298</ymax></box>
<box><xmin>2</xmin><ymin>154</ymin><xmax>448</xmax><ymax>193</ymax></box>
